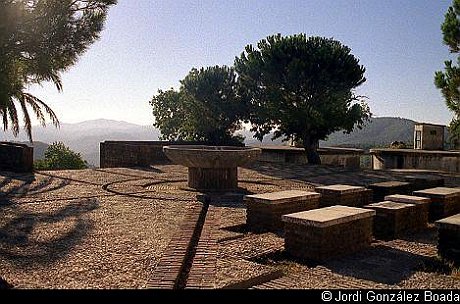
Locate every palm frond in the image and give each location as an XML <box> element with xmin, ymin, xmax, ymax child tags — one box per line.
<box><xmin>23</xmin><ymin>93</ymin><xmax>60</xmax><ymax>127</ymax></box>
<box><xmin>6</xmin><ymin>98</ymin><xmax>20</xmax><ymax>136</ymax></box>
<box><xmin>1</xmin><ymin>108</ymin><xmax>8</xmax><ymax>132</ymax></box>
<box><xmin>17</xmin><ymin>94</ymin><xmax>32</xmax><ymax>141</ymax></box>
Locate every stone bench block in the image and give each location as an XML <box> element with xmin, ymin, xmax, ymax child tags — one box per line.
<box><xmin>315</xmin><ymin>184</ymin><xmax>372</xmax><ymax>207</ymax></box>
<box><xmin>367</xmin><ymin>181</ymin><xmax>411</xmax><ymax>203</ymax></box>
<box><xmin>384</xmin><ymin>194</ymin><xmax>430</xmax><ymax>230</ymax></box>
<box><xmin>245</xmin><ymin>190</ymin><xmax>320</xmax><ymax>232</ymax></box>
<box><xmin>436</xmin><ymin>214</ymin><xmax>460</xmax><ymax>265</ymax></box>
<box><xmin>282</xmin><ymin>205</ymin><xmax>375</xmax><ymax>261</ymax></box>
<box><xmin>364</xmin><ymin>201</ymin><xmax>416</xmax><ymax>240</ymax></box>
<box><xmin>404</xmin><ymin>175</ymin><xmax>445</xmax><ymax>191</ymax></box>
<box><xmin>413</xmin><ymin>187</ymin><xmax>460</xmax><ymax>221</ymax></box>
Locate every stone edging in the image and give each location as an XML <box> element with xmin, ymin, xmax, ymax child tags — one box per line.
<box><xmin>148</xmin><ymin>203</ymin><xmax>205</xmax><ymax>289</ymax></box>
<box><xmin>185</xmin><ymin>206</ymin><xmax>222</xmax><ymax>289</ymax></box>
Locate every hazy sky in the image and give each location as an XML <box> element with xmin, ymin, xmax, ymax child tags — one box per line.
<box><xmin>29</xmin><ymin>0</ymin><xmax>455</xmax><ymax>126</ymax></box>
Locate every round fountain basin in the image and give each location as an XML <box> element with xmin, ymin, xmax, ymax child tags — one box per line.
<box><xmin>163</xmin><ymin>145</ymin><xmax>262</xmax><ymax>191</ymax></box>
<box><xmin>163</xmin><ymin>145</ymin><xmax>261</xmax><ymax>169</ymax></box>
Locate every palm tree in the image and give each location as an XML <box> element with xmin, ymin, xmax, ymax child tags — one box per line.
<box><xmin>1</xmin><ymin>59</ymin><xmax>60</xmax><ymax>141</ymax></box>
<box><xmin>0</xmin><ymin>0</ymin><xmax>116</xmax><ymax>141</ymax></box>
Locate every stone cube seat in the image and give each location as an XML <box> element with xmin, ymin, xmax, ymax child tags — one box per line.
<box><xmin>384</xmin><ymin>194</ymin><xmax>430</xmax><ymax>231</ymax></box>
<box><xmin>436</xmin><ymin>214</ymin><xmax>460</xmax><ymax>265</ymax></box>
<box><xmin>315</xmin><ymin>184</ymin><xmax>372</xmax><ymax>207</ymax></box>
<box><xmin>245</xmin><ymin>190</ymin><xmax>320</xmax><ymax>232</ymax></box>
<box><xmin>413</xmin><ymin>187</ymin><xmax>460</xmax><ymax>221</ymax></box>
<box><xmin>404</xmin><ymin>175</ymin><xmax>444</xmax><ymax>191</ymax></box>
<box><xmin>367</xmin><ymin>181</ymin><xmax>411</xmax><ymax>203</ymax></box>
<box><xmin>364</xmin><ymin>201</ymin><xmax>416</xmax><ymax>239</ymax></box>
<box><xmin>282</xmin><ymin>205</ymin><xmax>375</xmax><ymax>261</ymax></box>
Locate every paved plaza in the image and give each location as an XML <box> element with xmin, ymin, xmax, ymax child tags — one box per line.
<box><xmin>0</xmin><ymin>162</ymin><xmax>459</xmax><ymax>289</ymax></box>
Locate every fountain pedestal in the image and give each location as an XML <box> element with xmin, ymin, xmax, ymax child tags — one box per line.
<box><xmin>163</xmin><ymin>145</ymin><xmax>261</xmax><ymax>191</ymax></box>
<box><xmin>188</xmin><ymin>167</ymin><xmax>237</xmax><ymax>190</ymax></box>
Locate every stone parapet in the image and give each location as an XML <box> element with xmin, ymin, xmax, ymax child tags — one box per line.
<box><xmin>255</xmin><ymin>145</ymin><xmax>364</xmax><ymax>169</ymax></box>
<box><xmin>0</xmin><ymin>142</ymin><xmax>33</xmax><ymax>172</ymax></box>
<box><xmin>100</xmin><ymin>141</ymin><xmax>207</xmax><ymax>168</ymax></box>
<box><xmin>370</xmin><ymin>148</ymin><xmax>460</xmax><ymax>173</ymax></box>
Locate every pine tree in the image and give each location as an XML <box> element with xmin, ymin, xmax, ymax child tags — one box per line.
<box><xmin>235</xmin><ymin>34</ymin><xmax>370</xmax><ymax>164</ymax></box>
<box><xmin>435</xmin><ymin>0</ymin><xmax>460</xmax><ymax>140</ymax></box>
<box><xmin>151</xmin><ymin>66</ymin><xmax>246</xmax><ymax>145</ymax></box>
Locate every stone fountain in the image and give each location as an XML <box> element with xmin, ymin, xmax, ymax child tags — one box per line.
<box><xmin>163</xmin><ymin>145</ymin><xmax>261</xmax><ymax>191</ymax></box>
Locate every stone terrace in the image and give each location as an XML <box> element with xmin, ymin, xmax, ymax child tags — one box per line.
<box><xmin>0</xmin><ymin>162</ymin><xmax>459</xmax><ymax>289</ymax></box>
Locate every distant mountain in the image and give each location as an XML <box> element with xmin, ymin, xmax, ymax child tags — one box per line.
<box><xmin>321</xmin><ymin>117</ymin><xmax>418</xmax><ymax>149</ymax></box>
<box><xmin>237</xmin><ymin>129</ymin><xmax>286</xmax><ymax>146</ymax></box>
<box><xmin>1</xmin><ymin>119</ymin><xmax>160</xmax><ymax>166</ymax></box>
<box><xmin>242</xmin><ymin>117</ymin><xmax>422</xmax><ymax>149</ymax></box>
<box><xmin>0</xmin><ymin>117</ymin><xmax>443</xmax><ymax>167</ymax></box>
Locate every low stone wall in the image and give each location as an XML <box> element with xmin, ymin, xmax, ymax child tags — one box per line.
<box><xmin>100</xmin><ymin>141</ymin><xmax>364</xmax><ymax>169</ymax></box>
<box><xmin>100</xmin><ymin>141</ymin><xmax>207</xmax><ymax>168</ymax></box>
<box><xmin>371</xmin><ymin>148</ymin><xmax>460</xmax><ymax>173</ymax></box>
<box><xmin>256</xmin><ymin>145</ymin><xmax>364</xmax><ymax>169</ymax></box>
<box><xmin>0</xmin><ymin>142</ymin><xmax>33</xmax><ymax>172</ymax></box>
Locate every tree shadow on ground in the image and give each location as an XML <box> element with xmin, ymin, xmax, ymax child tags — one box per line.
<box><xmin>324</xmin><ymin>245</ymin><xmax>430</xmax><ymax>284</ymax></box>
<box><xmin>96</xmin><ymin>167</ymin><xmax>165</xmax><ymax>179</ymax></box>
<box><xmin>399</xmin><ymin>226</ymin><xmax>438</xmax><ymax>246</ymax></box>
<box><xmin>197</xmin><ymin>191</ymin><xmax>247</xmax><ymax>209</ymax></box>
<box><xmin>220</xmin><ymin>223</ymin><xmax>247</xmax><ymax>234</ymax></box>
<box><xmin>0</xmin><ymin>198</ymin><xmax>99</xmax><ymax>267</ymax></box>
<box><xmin>0</xmin><ymin>174</ymin><xmax>35</xmax><ymax>198</ymax></box>
<box><xmin>0</xmin><ymin>276</ymin><xmax>13</xmax><ymax>289</ymax></box>
<box><xmin>245</xmin><ymin>162</ymin><xmax>411</xmax><ymax>187</ymax></box>
<box><xmin>248</xmin><ymin>249</ymin><xmax>321</xmax><ymax>268</ymax></box>
<box><xmin>132</xmin><ymin>166</ymin><xmax>165</xmax><ymax>174</ymax></box>
<box><xmin>0</xmin><ymin>172</ymin><xmax>70</xmax><ymax>204</ymax></box>
<box><xmin>414</xmin><ymin>255</ymin><xmax>456</xmax><ymax>275</ymax></box>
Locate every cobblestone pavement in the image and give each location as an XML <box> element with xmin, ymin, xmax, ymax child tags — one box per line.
<box><xmin>0</xmin><ymin>162</ymin><xmax>459</xmax><ymax>289</ymax></box>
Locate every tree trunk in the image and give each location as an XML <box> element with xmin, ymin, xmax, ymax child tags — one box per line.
<box><xmin>303</xmin><ymin>136</ymin><xmax>321</xmax><ymax>165</ymax></box>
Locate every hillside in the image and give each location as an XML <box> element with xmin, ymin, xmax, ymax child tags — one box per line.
<box><xmin>1</xmin><ymin>119</ymin><xmax>160</xmax><ymax>166</ymax></box>
<box><xmin>321</xmin><ymin>117</ymin><xmax>417</xmax><ymax>149</ymax></box>
<box><xmin>243</xmin><ymin>117</ymin><xmax>421</xmax><ymax>149</ymax></box>
<box><xmin>1</xmin><ymin>117</ymin><xmax>443</xmax><ymax>167</ymax></box>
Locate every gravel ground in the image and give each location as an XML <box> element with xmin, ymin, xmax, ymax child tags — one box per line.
<box><xmin>216</xmin><ymin>257</ymin><xmax>278</xmax><ymax>288</ymax></box>
<box><xmin>216</xmin><ymin>207</ymin><xmax>247</xmax><ymax>242</ymax></box>
<box><xmin>398</xmin><ymin>272</ymin><xmax>460</xmax><ymax>289</ymax></box>
<box><xmin>0</xmin><ymin>168</ymin><xmax>192</xmax><ymax>288</ymax></box>
<box><xmin>1</xmin><ymin>164</ymin><xmax>460</xmax><ymax>289</ymax></box>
